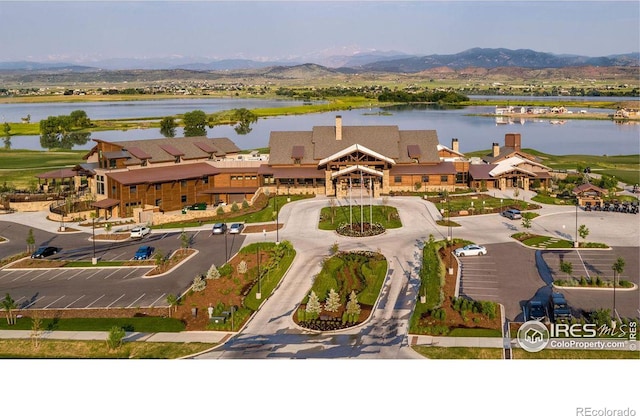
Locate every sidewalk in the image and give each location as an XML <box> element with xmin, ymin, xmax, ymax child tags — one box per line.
<box><xmin>411</xmin><ymin>335</ymin><xmax>506</xmax><ymax>348</ymax></box>
<box><xmin>0</xmin><ymin>329</ymin><xmax>232</xmax><ymax>344</ymax></box>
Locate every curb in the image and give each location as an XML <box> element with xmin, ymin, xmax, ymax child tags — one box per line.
<box><xmin>552</xmin><ymin>282</ymin><xmax>638</xmax><ymax>291</ymax></box>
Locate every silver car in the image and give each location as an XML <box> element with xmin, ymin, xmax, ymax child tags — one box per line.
<box><xmin>229</xmin><ymin>223</ymin><xmax>244</xmax><ymax>234</ymax></box>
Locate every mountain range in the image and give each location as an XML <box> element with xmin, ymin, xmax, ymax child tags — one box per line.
<box><xmin>1</xmin><ymin>48</ymin><xmax>637</xmax><ymax>74</ymax></box>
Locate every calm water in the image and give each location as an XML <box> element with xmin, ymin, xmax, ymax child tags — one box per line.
<box><xmin>1</xmin><ymin>98</ymin><xmax>639</xmax><ymax>155</ymax></box>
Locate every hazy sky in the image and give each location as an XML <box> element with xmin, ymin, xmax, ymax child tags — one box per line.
<box><xmin>1</xmin><ymin>1</ymin><xmax>638</xmax><ymax>63</ymax></box>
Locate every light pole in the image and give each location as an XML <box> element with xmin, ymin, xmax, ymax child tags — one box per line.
<box><xmin>448</xmin><ymin>197</ymin><xmax>453</xmax><ymax>275</ymax></box>
<box><xmin>224</xmin><ymin>222</ymin><xmax>228</xmax><ymax>263</ymax></box>
<box><xmin>274</xmin><ymin>187</ymin><xmax>279</xmax><ymax>244</ymax></box>
<box><xmin>574</xmin><ymin>201</ymin><xmax>579</xmax><ymax>248</ymax></box>
<box><xmin>500</xmin><ymin>198</ymin><xmax>503</xmax><ymax>215</ymax></box>
<box><xmin>91</xmin><ymin>215</ymin><xmax>97</xmax><ymax>265</ymax></box>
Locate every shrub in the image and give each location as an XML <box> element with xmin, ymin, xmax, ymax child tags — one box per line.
<box><xmin>107</xmin><ymin>326</ymin><xmax>126</xmax><ymax>350</ymax></box>
<box><xmin>237</xmin><ymin>260</ymin><xmax>248</xmax><ymax>275</ymax></box>
<box><xmin>218</xmin><ymin>263</ymin><xmax>232</xmax><ymax>277</ymax></box>
<box><xmin>191</xmin><ymin>275</ymin><xmax>206</xmax><ymax>292</ymax></box>
<box><xmin>231</xmin><ymin>202</ymin><xmax>239</xmax><ymax>212</ymax></box>
<box><xmin>242</xmin><ymin>199</ymin><xmax>249</xmax><ymax>209</ymax></box>
<box><xmin>206</xmin><ymin>264</ymin><xmax>220</xmax><ymax>280</ymax></box>
<box><xmin>216</xmin><ymin>206</ymin><xmax>224</xmax><ymax>216</ymax></box>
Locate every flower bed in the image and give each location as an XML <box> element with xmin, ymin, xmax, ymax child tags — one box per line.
<box><xmin>336</xmin><ymin>222</ymin><xmax>385</xmax><ymax>237</ymax></box>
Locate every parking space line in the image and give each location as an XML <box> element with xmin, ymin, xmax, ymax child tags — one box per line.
<box><xmin>110</xmin><ymin>252</ymin><xmax>125</xmax><ymax>261</ymax></box>
<box><xmin>24</xmin><ymin>297</ymin><xmax>44</xmax><ymax>308</ymax></box>
<box><xmin>67</xmin><ymin>269</ymin><xmax>85</xmax><ymax>280</ymax></box>
<box><xmin>122</xmin><ymin>269</ymin><xmax>139</xmax><ymax>279</ymax></box>
<box><xmin>11</xmin><ymin>273</ymin><xmax>26</xmax><ymax>282</ymax></box>
<box><xmin>127</xmin><ymin>294</ymin><xmax>146</xmax><ymax>308</ymax></box>
<box><xmin>49</xmin><ymin>269</ymin><xmax>68</xmax><ymax>280</ymax></box>
<box><xmin>149</xmin><ymin>293</ymin><xmax>166</xmax><ymax>307</ymax></box>
<box><xmin>65</xmin><ymin>295</ymin><xmax>85</xmax><ymax>308</ymax></box>
<box><xmin>106</xmin><ymin>294</ymin><xmax>126</xmax><ymax>308</ymax></box>
<box><xmin>103</xmin><ymin>269</ymin><xmax>121</xmax><ymax>280</ymax></box>
<box><xmin>44</xmin><ymin>296</ymin><xmax>65</xmax><ymax>309</ymax></box>
<box><xmin>85</xmin><ymin>294</ymin><xmax>105</xmax><ymax>308</ymax></box>
<box><xmin>86</xmin><ymin>269</ymin><xmax>102</xmax><ymax>280</ymax></box>
<box><xmin>160</xmin><ymin>233</ymin><xmax>170</xmax><ymax>240</ymax></box>
<box><xmin>29</xmin><ymin>270</ymin><xmax>50</xmax><ymax>281</ymax></box>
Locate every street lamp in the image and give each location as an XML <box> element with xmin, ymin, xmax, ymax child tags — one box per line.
<box><xmin>224</xmin><ymin>222</ymin><xmax>228</xmax><ymax>263</ymax></box>
<box><xmin>448</xmin><ymin>197</ymin><xmax>453</xmax><ymax>275</ymax></box>
<box><xmin>574</xmin><ymin>201</ymin><xmax>579</xmax><ymax>248</ymax></box>
<box><xmin>275</xmin><ymin>191</ymin><xmax>279</xmax><ymax>244</ymax></box>
<box><xmin>500</xmin><ymin>198</ymin><xmax>503</xmax><ymax>215</ymax></box>
<box><xmin>91</xmin><ymin>214</ymin><xmax>97</xmax><ymax>265</ymax></box>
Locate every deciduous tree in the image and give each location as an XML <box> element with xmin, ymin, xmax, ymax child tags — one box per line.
<box><xmin>182</xmin><ymin>110</ymin><xmax>207</xmax><ymax>137</ymax></box>
<box><xmin>160</xmin><ymin>116</ymin><xmax>177</xmax><ymax>138</ymax></box>
<box><xmin>1</xmin><ymin>293</ymin><xmax>18</xmax><ymax>325</ymax></box>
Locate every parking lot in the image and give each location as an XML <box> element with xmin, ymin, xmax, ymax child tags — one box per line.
<box><xmin>457</xmin><ymin>243</ymin><xmax>640</xmax><ymax>322</ymax></box>
<box><xmin>0</xmin><ymin>222</ymin><xmax>246</xmax><ymax>311</ymax></box>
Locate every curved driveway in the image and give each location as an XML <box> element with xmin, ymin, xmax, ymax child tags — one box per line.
<box><xmin>199</xmin><ymin>194</ymin><xmax>639</xmax><ymax>359</ymax></box>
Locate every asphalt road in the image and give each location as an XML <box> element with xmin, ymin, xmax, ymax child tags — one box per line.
<box><xmin>0</xmin><ymin>221</ymin><xmax>246</xmax><ymax>309</ymax></box>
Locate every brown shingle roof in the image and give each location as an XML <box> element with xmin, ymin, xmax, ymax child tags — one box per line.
<box><xmin>469</xmin><ymin>164</ymin><xmax>495</xmax><ymax>180</ymax></box>
<box><xmin>107</xmin><ymin>163</ymin><xmax>219</xmax><ymax>185</ymax></box>
<box><xmin>36</xmin><ymin>168</ymin><xmax>77</xmax><ymax>179</ymax></box>
<box><xmin>268</xmin><ymin>123</ymin><xmax>440</xmax><ymax>166</ymax></box>
<box><xmin>92</xmin><ymin>137</ymin><xmax>241</xmax><ymax>165</ymax></box>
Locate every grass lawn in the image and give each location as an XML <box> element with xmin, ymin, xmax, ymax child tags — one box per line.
<box><xmin>412</xmin><ymin>346</ymin><xmax>503</xmax><ymax>359</ymax></box>
<box><xmin>319</xmin><ymin>205</ymin><xmax>401</xmax><ymax>230</ymax></box>
<box><xmin>0</xmin><ymin>148</ymin><xmax>85</xmax><ymax>189</ymax></box>
<box><xmin>430</xmin><ymin>194</ymin><xmax>535</xmax><ymax>214</ymax></box>
<box><xmin>512</xmin><ymin>349</ymin><xmax>640</xmax><ymax>359</ymax></box>
<box><xmin>307</xmin><ymin>251</ymin><xmax>387</xmax><ymax>306</ymax></box>
<box><xmin>0</xmin><ymin>316</ymin><xmax>185</xmax><ymax>332</ymax></box>
<box><xmin>151</xmin><ymin>195</ymin><xmax>311</xmax><ymax>229</ymax></box>
<box><xmin>448</xmin><ymin>328</ymin><xmax>502</xmax><ymax>337</ymax></box>
<box><xmin>0</xmin><ymin>339</ymin><xmax>214</xmax><ymax>359</ymax></box>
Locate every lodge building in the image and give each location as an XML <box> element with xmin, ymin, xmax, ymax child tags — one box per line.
<box><xmin>37</xmin><ymin>116</ymin><xmax>551</xmax><ymax>219</ymax></box>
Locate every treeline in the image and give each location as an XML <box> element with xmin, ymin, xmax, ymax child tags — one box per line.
<box><xmin>377</xmin><ymin>90</ymin><xmax>469</xmax><ymax>103</ymax></box>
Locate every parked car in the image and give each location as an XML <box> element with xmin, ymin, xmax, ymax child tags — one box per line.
<box><xmin>186</xmin><ymin>202</ymin><xmax>207</xmax><ymax>210</ymax></box>
<box><xmin>229</xmin><ymin>223</ymin><xmax>244</xmax><ymax>234</ymax></box>
<box><xmin>212</xmin><ymin>223</ymin><xmax>227</xmax><ymax>235</ymax></box>
<box><xmin>525</xmin><ymin>300</ymin><xmax>547</xmax><ymax>322</ymax></box>
<box><xmin>130</xmin><ymin>226</ymin><xmax>151</xmax><ymax>238</ymax></box>
<box><xmin>502</xmin><ymin>209</ymin><xmax>522</xmax><ymax>220</ymax></box>
<box><xmin>31</xmin><ymin>246</ymin><xmax>58</xmax><ymax>259</ymax></box>
<box><xmin>549</xmin><ymin>292</ymin><xmax>572</xmax><ymax>322</ymax></box>
<box><xmin>133</xmin><ymin>245</ymin><xmax>154</xmax><ymax>260</ymax></box>
<box><xmin>453</xmin><ymin>244</ymin><xmax>487</xmax><ymax>257</ymax></box>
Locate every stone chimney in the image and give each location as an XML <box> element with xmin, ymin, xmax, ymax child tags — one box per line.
<box><xmin>505</xmin><ymin>133</ymin><xmax>521</xmax><ymax>150</ymax></box>
<box><xmin>451</xmin><ymin>138</ymin><xmax>459</xmax><ymax>153</ymax></box>
<box><xmin>492</xmin><ymin>142</ymin><xmax>500</xmax><ymax>158</ymax></box>
<box><xmin>335</xmin><ymin>115</ymin><xmax>342</xmax><ymax>141</ymax></box>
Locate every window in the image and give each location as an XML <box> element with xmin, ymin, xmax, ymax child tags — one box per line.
<box><xmin>96</xmin><ymin>175</ymin><xmax>105</xmax><ymax>195</ymax></box>
<box><xmin>440</xmin><ymin>175</ymin><xmax>448</xmax><ymax>183</ymax></box>
<box><xmin>155</xmin><ymin>183</ymin><xmax>161</xmax><ymax>191</ymax></box>
<box><xmin>203</xmin><ymin>176</ymin><xmax>209</xmax><ymax>184</ymax></box>
<box><xmin>294</xmin><ymin>158</ymin><xmax>301</xmax><ymax>165</ymax></box>
<box><xmin>155</xmin><ymin>199</ymin><xmax>162</xmax><ymax>206</ymax></box>
<box><xmin>109</xmin><ymin>159</ymin><xmax>116</xmax><ymax>169</ymax></box>
<box><xmin>130</xmin><ymin>185</ymin><xmax>137</xmax><ymax>193</ymax></box>
<box><xmin>181</xmin><ymin>180</ymin><xmax>187</xmax><ymax>187</ymax></box>
<box><xmin>174</xmin><ymin>156</ymin><xmax>180</xmax><ymax>164</ymax></box>
<box><xmin>394</xmin><ymin>176</ymin><xmax>402</xmax><ymax>184</ymax></box>
<box><xmin>181</xmin><ymin>195</ymin><xmax>187</xmax><ymax>203</ymax></box>
<box><xmin>456</xmin><ymin>172</ymin><xmax>468</xmax><ymax>184</ymax></box>
<box><xmin>422</xmin><ymin>175</ymin><xmax>430</xmax><ymax>183</ymax></box>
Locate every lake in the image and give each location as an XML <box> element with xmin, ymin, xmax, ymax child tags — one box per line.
<box><xmin>1</xmin><ymin>98</ymin><xmax>638</xmax><ymax>155</ymax></box>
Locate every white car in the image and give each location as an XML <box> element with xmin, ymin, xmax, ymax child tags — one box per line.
<box><xmin>130</xmin><ymin>226</ymin><xmax>151</xmax><ymax>238</ymax></box>
<box><xmin>454</xmin><ymin>244</ymin><xmax>487</xmax><ymax>257</ymax></box>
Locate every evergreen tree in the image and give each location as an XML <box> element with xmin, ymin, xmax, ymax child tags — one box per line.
<box><xmin>324</xmin><ymin>288</ymin><xmax>341</xmax><ymax>312</ymax></box>
<box><xmin>346</xmin><ymin>290</ymin><xmax>361</xmax><ymax>317</ymax></box>
<box><xmin>306</xmin><ymin>290</ymin><xmax>322</xmax><ymax>317</ymax></box>
<box><xmin>206</xmin><ymin>264</ymin><xmax>220</xmax><ymax>280</ymax></box>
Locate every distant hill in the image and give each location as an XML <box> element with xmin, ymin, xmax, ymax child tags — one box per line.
<box><xmin>357</xmin><ymin>48</ymin><xmax>640</xmax><ymax>73</ymax></box>
<box><xmin>0</xmin><ymin>61</ymin><xmax>96</xmax><ymax>72</ymax></box>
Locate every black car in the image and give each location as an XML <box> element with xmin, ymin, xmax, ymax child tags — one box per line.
<box><xmin>31</xmin><ymin>246</ymin><xmax>58</xmax><ymax>259</ymax></box>
<box><xmin>526</xmin><ymin>300</ymin><xmax>547</xmax><ymax>322</ymax></box>
<box><xmin>186</xmin><ymin>202</ymin><xmax>207</xmax><ymax>210</ymax></box>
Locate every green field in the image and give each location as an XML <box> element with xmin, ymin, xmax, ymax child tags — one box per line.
<box><xmin>0</xmin><ymin>148</ymin><xmax>85</xmax><ymax>189</ymax></box>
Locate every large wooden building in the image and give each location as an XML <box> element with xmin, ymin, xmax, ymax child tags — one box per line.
<box><xmin>37</xmin><ymin>117</ymin><xmax>549</xmax><ymax>219</ymax></box>
<box><xmin>262</xmin><ymin>116</ymin><xmax>468</xmax><ymax>197</ymax></box>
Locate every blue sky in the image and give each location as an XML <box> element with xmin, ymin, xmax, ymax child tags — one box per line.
<box><xmin>0</xmin><ymin>1</ymin><xmax>638</xmax><ymax>63</ymax></box>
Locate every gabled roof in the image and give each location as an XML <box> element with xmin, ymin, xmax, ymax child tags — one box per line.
<box><xmin>483</xmin><ymin>147</ymin><xmax>540</xmax><ymax>164</ymax></box>
<box><xmin>331</xmin><ymin>164</ymin><xmax>384</xmax><ymax>179</ymax></box>
<box><xmin>107</xmin><ymin>163</ymin><xmax>219</xmax><ymax>185</ymax></box>
<box><xmin>89</xmin><ymin>137</ymin><xmax>240</xmax><ymax>164</ymax></box>
<box><xmin>318</xmin><ymin>143</ymin><xmax>396</xmax><ymax>167</ymax></box>
<box><xmin>268</xmin><ymin>123</ymin><xmax>440</xmax><ymax>166</ymax></box>
<box><xmin>572</xmin><ymin>183</ymin><xmax>608</xmax><ymax>195</ymax></box>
